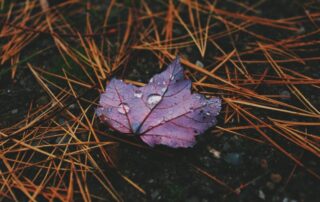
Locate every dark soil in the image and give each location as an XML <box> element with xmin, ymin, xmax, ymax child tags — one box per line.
<box><xmin>0</xmin><ymin>0</ymin><xmax>319</xmax><ymax>201</ymax></box>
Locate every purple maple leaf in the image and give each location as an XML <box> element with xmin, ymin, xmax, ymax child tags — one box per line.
<box><xmin>96</xmin><ymin>58</ymin><xmax>221</xmax><ymax>148</ymax></box>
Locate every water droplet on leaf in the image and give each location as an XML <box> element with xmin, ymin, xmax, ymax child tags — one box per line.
<box><xmin>113</xmin><ymin>122</ymin><xmax>121</xmax><ymax>128</ymax></box>
<box><xmin>147</xmin><ymin>94</ymin><xmax>162</xmax><ymax>107</ymax></box>
<box><xmin>131</xmin><ymin>123</ymin><xmax>140</xmax><ymax>133</ymax></box>
<box><xmin>208</xmin><ymin>99</ymin><xmax>219</xmax><ymax>104</ymax></box>
<box><xmin>106</xmin><ymin>108</ymin><xmax>112</xmax><ymax>113</ymax></box>
<box><xmin>134</xmin><ymin>90</ymin><xmax>142</xmax><ymax>98</ymax></box>
<box><xmin>96</xmin><ymin>57</ymin><xmax>222</xmax><ymax>148</ymax></box>
<box><xmin>117</xmin><ymin>103</ymin><xmax>130</xmax><ymax>114</ymax></box>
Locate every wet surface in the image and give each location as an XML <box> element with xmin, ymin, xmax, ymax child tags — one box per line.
<box><xmin>1</xmin><ymin>0</ymin><xmax>320</xmax><ymax>201</ymax></box>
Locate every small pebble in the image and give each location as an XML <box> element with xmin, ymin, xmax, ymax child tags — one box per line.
<box><xmin>270</xmin><ymin>173</ymin><xmax>282</xmax><ymax>183</ymax></box>
<box><xmin>260</xmin><ymin>159</ymin><xmax>268</xmax><ymax>169</ymax></box>
<box><xmin>186</xmin><ymin>46</ymin><xmax>193</xmax><ymax>53</ymax></box>
<box><xmin>280</xmin><ymin>90</ymin><xmax>291</xmax><ymax>101</ymax></box>
<box><xmin>196</xmin><ymin>60</ymin><xmax>204</xmax><ymax>68</ymax></box>
<box><xmin>297</xmin><ymin>26</ymin><xmax>305</xmax><ymax>34</ymax></box>
<box><xmin>148</xmin><ymin>179</ymin><xmax>155</xmax><ymax>183</ymax></box>
<box><xmin>37</xmin><ymin>96</ymin><xmax>49</xmax><ymax>105</ymax></box>
<box><xmin>235</xmin><ymin>188</ymin><xmax>241</xmax><ymax>195</ymax></box>
<box><xmin>266</xmin><ymin>181</ymin><xmax>275</xmax><ymax>190</ymax></box>
<box><xmin>151</xmin><ymin>189</ymin><xmax>160</xmax><ymax>200</ymax></box>
<box><xmin>58</xmin><ymin>118</ymin><xmax>65</xmax><ymax>125</ymax></box>
<box><xmin>69</xmin><ymin>104</ymin><xmax>76</xmax><ymax>109</ymax></box>
<box><xmin>207</xmin><ymin>146</ymin><xmax>221</xmax><ymax>159</ymax></box>
<box><xmin>283</xmin><ymin>197</ymin><xmax>289</xmax><ymax>202</ymax></box>
<box><xmin>258</xmin><ymin>190</ymin><xmax>266</xmax><ymax>200</ymax></box>
<box><xmin>186</xmin><ymin>196</ymin><xmax>199</xmax><ymax>202</ymax></box>
<box><xmin>11</xmin><ymin>109</ymin><xmax>18</xmax><ymax>114</ymax></box>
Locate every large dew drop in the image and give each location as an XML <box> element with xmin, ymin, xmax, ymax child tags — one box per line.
<box><xmin>117</xmin><ymin>103</ymin><xmax>130</xmax><ymax>114</ymax></box>
<box><xmin>147</xmin><ymin>94</ymin><xmax>162</xmax><ymax>108</ymax></box>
